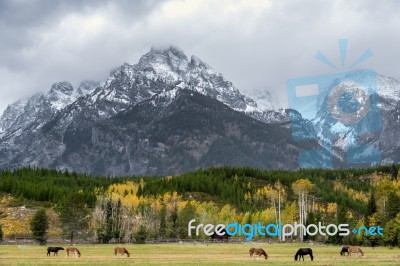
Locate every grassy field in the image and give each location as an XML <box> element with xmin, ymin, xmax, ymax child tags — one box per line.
<box><xmin>0</xmin><ymin>242</ymin><xmax>399</xmax><ymax>266</ymax></box>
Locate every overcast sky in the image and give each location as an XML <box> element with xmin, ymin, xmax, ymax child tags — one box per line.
<box><xmin>0</xmin><ymin>0</ymin><xmax>399</xmax><ymax>113</ymax></box>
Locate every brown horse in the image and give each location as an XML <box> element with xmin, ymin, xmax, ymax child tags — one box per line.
<box><xmin>249</xmin><ymin>247</ymin><xmax>268</xmax><ymax>259</ymax></box>
<box><xmin>348</xmin><ymin>246</ymin><xmax>364</xmax><ymax>257</ymax></box>
<box><xmin>66</xmin><ymin>247</ymin><xmax>81</xmax><ymax>258</ymax></box>
<box><xmin>114</xmin><ymin>247</ymin><xmax>130</xmax><ymax>257</ymax></box>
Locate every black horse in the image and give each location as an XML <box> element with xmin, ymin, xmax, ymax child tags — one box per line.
<box><xmin>47</xmin><ymin>247</ymin><xmax>64</xmax><ymax>256</ymax></box>
<box><xmin>210</xmin><ymin>228</ymin><xmax>230</xmax><ymax>242</ymax></box>
<box><xmin>294</xmin><ymin>248</ymin><xmax>313</xmax><ymax>261</ymax></box>
<box><xmin>340</xmin><ymin>246</ymin><xmax>349</xmax><ymax>256</ymax></box>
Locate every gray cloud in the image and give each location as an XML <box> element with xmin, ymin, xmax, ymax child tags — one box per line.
<box><xmin>0</xmin><ymin>0</ymin><xmax>399</xmax><ymax>112</ymax></box>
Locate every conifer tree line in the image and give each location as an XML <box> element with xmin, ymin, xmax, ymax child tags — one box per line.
<box><xmin>0</xmin><ymin>165</ymin><xmax>398</xmax><ymax>246</ymax></box>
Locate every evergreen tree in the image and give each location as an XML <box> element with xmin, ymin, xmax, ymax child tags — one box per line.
<box><xmin>337</xmin><ymin>200</ymin><xmax>347</xmax><ymax>224</ymax></box>
<box><xmin>364</xmin><ymin>192</ymin><xmax>379</xmax><ymax>247</ymax></box>
<box><xmin>304</xmin><ymin>212</ymin><xmax>317</xmax><ymax>241</ymax></box>
<box><xmin>167</xmin><ymin>205</ymin><xmax>178</xmax><ymax>238</ymax></box>
<box><xmin>386</xmin><ymin>192</ymin><xmax>400</xmax><ymax>221</ymax></box>
<box><xmin>58</xmin><ymin>192</ymin><xmax>89</xmax><ymax>244</ymax></box>
<box><xmin>390</xmin><ymin>164</ymin><xmax>398</xmax><ymax>180</ymax></box>
<box><xmin>178</xmin><ymin>201</ymin><xmax>197</xmax><ymax>238</ymax></box>
<box><xmin>113</xmin><ymin>199</ymin><xmax>123</xmax><ymax>243</ymax></box>
<box><xmin>30</xmin><ymin>209</ymin><xmax>49</xmax><ymax>245</ymax></box>
<box><xmin>332</xmin><ymin>200</ymin><xmax>348</xmax><ymax>244</ymax></box>
<box><xmin>97</xmin><ymin>200</ymin><xmax>113</xmax><ymax>243</ymax></box>
<box><xmin>365</xmin><ymin>191</ymin><xmax>377</xmax><ymax>225</ymax></box>
<box><xmin>382</xmin><ymin>212</ymin><xmax>400</xmax><ymax>247</ymax></box>
<box><xmin>134</xmin><ymin>224</ymin><xmax>148</xmax><ymax>244</ymax></box>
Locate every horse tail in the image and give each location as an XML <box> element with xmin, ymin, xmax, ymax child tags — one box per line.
<box><xmin>77</xmin><ymin>250</ymin><xmax>81</xmax><ymax>257</ymax></box>
<box><xmin>310</xmin><ymin>252</ymin><xmax>314</xmax><ymax>261</ymax></box>
<box><xmin>359</xmin><ymin>247</ymin><xmax>364</xmax><ymax>256</ymax></box>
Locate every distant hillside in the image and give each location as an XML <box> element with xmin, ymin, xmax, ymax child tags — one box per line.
<box><xmin>0</xmin><ymin>165</ymin><xmax>399</xmax><ymax>246</ymax></box>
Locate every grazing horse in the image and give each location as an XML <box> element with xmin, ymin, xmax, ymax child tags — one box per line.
<box><xmin>348</xmin><ymin>246</ymin><xmax>364</xmax><ymax>257</ymax></box>
<box><xmin>210</xmin><ymin>228</ymin><xmax>230</xmax><ymax>242</ymax></box>
<box><xmin>66</xmin><ymin>247</ymin><xmax>81</xmax><ymax>258</ymax></box>
<box><xmin>249</xmin><ymin>247</ymin><xmax>268</xmax><ymax>259</ymax></box>
<box><xmin>294</xmin><ymin>248</ymin><xmax>314</xmax><ymax>261</ymax></box>
<box><xmin>114</xmin><ymin>247</ymin><xmax>130</xmax><ymax>257</ymax></box>
<box><xmin>340</xmin><ymin>246</ymin><xmax>349</xmax><ymax>256</ymax></box>
<box><xmin>47</xmin><ymin>247</ymin><xmax>64</xmax><ymax>256</ymax></box>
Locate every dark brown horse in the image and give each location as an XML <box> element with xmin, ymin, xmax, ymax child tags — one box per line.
<box><xmin>340</xmin><ymin>246</ymin><xmax>349</xmax><ymax>256</ymax></box>
<box><xmin>114</xmin><ymin>247</ymin><xmax>130</xmax><ymax>257</ymax></box>
<box><xmin>348</xmin><ymin>246</ymin><xmax>364</xmax><ymax>257</ymax></box>
<box><xmin>249</xmin><ymin>247</ymin><xmax>268</xmax><ymax>259</ymax></box>
<box><xmin>47</xmin><ymin>247</ymin><xmax>64</xmax><ymax>256</ymax></box>
<box><xmin>210</xmin><ymin>228</ymin><xmax>230</xmax><ymax>242</ymax></box>
<box><xmin>66</xmin><ymin>247</ymin><xmax>81</xmax><ymax>258</ymax></box>
<box><xmin>294</xmin><ymin>248</ymin><xmax>313</xmax><ymax>261</ymax></box>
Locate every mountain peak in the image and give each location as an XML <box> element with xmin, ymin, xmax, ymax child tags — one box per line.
<box><xmin>50</xmin><ymin>81</ymin><xmax>74</xmax><ymax>96</ymax></box>
<box><xmin>77</xmin><ymin>80</ymin><xmax>99</xmax><ymax>95</ymax></box>
<box><xmin>149</xmin><ymin>45</ymin><xmax>187</xmax><ymax>59</ymax></box>
<box><xmin>137</xmin><ymin>46</ymin><xmax>189</xmax><ymax>81</ymax></box>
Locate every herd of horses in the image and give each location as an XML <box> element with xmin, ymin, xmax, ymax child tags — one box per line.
<box><xmin>249</xmin><ymin>246</ymin><xmax>364</xmax><ymax>261</ymax></box>
<box><xmin>46</xmin><ymin>245</ymin><xmax>364</xmax><ymax>260</ymax></box>
<box><xmin>46</xmin><ymin>246</ymin><xmax>130</xmax><ymax>258</ymax></box>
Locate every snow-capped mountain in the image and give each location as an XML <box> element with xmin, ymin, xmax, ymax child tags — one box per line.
<box><xmin>75</xmin><ymin>46</ymin><xmax>264</xmax><ymax>119</ymax></box>
<box><xmin>0</xmin><ymin>46</ymin><xmax>317</xmax><ymax>175</ymax></box>
<box><xmin>0</xmin><ymin>81</ymin><xmax>99</xmax><ymax>136</ymax></box>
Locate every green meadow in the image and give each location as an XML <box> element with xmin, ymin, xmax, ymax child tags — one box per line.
<box><xmin>0</xmin><ymin>243</ymin><xmax>398</xmax><ymax>266</ymax></box>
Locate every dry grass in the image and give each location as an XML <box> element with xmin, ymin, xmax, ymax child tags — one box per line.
<box><xmin>0</xmin><ymin>242</ymin><xmax>398</xmax><ymax>265</ymax></box>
